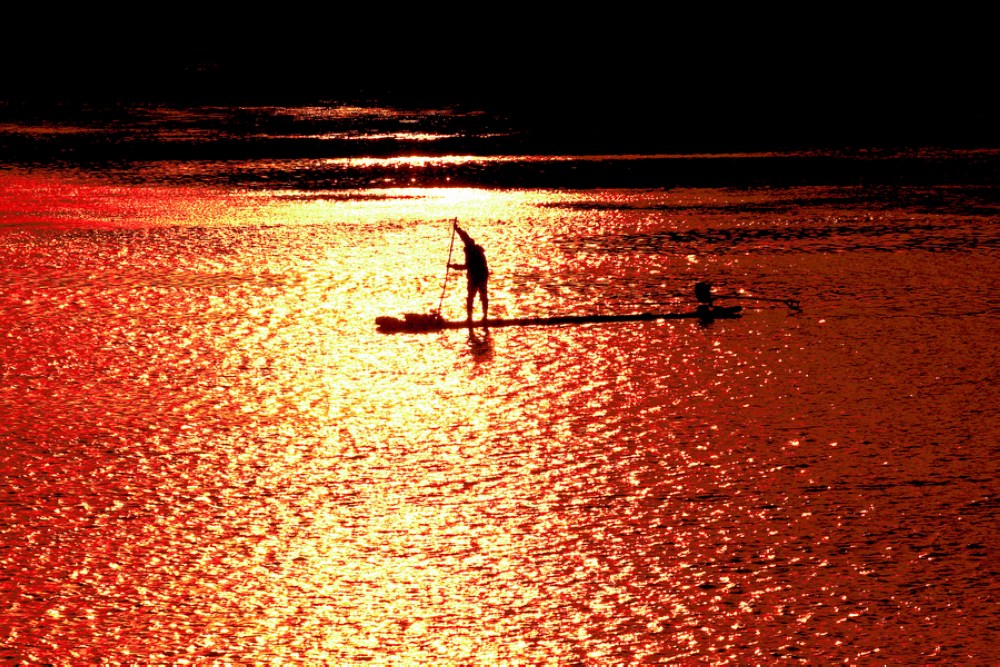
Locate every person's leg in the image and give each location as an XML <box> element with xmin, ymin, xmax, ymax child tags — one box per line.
<box><xmin>480</xmin><ymin>283</ymin><xmax>489</xmax><ymax>323</ymax></box>
<box><xmin>465</xmin><ymin>285</ymin><xmax>474</xmax><ymax>322</ymax></box>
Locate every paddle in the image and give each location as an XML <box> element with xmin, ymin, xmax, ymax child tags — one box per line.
<box><xmin>727</xmin><ymin>294</ymin><xmax>803</xmax><ymax>313</ymax></box>
<box><xmin>689</xmin><ymin>282</ymin><xmax>802</xmax><ymax>313</ymax></box>
<box><xmin>437</xmin><ymin>218</ymin><xmax>458</xmax><ymax>314</ymax></box>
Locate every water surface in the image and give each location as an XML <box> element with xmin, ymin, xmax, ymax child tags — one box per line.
<box><xmin>1</xmin><ymin>104</ymin><xmax>998</xmax><ymax>664</ymax></box>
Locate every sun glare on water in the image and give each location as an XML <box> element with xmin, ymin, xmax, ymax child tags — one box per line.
<box><xmin>2</xmin><ymin>167</ymin><xmax>998</xmax><ymax>664</ymax></box>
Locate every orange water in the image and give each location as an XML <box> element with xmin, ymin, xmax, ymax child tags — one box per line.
<box><xmin>1</xmin><ymin>171</ymin><xmax>997</xmax><ymax>664</ymax></box>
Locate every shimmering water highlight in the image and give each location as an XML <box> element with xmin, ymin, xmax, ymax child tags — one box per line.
<box><xmin>1</xmin><ymin>166</ymin><xmax>998</xmax><ymax>664</ymax></box>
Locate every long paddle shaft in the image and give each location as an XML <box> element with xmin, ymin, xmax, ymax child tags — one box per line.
<box><xmin>669</xmin><ymin>288</ymin><xmax>802</xmax><ymax>313</ymax></box>
<box><xmin>437</xmin><ymin>219</ymin><xmax>458</xmax><ymax>313</ymax></box>
<box><xmin>729</xmin><ymin>294</ymin><xmax>802</xmax><ymax>312</ymax></box>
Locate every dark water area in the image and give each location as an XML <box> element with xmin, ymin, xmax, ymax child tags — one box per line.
<box><xmin>3</xmin><ymin>101</ymin><xmax>999</xmax><ymax>193</ymax></box>
<box><xmin>1</xmin><ymin>99</ymin><xmax>999</xmax><ymax>664</ymax></box>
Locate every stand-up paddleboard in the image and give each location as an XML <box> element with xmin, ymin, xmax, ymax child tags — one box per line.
<box><xmin>375</xmin><ymin>305</ymin><xmax>742</xmax><ymax>334</ymax></box>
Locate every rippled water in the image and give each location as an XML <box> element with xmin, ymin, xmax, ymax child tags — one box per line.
<box><xmin>2</xmin><ymin>150</ymin><xmax>999</xmax><ymax>663</ymax></box>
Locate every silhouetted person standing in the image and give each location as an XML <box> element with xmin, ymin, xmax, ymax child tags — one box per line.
<box><xmin>448</xmin><ymin>222</ymin><xmax>489</xmax><ymax>325</ymax></box>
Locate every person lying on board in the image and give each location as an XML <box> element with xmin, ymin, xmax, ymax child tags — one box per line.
<box><xmin>695</xmin><ymin>281</ymin><xmax>716</xmax><ymax>307</ymax></box>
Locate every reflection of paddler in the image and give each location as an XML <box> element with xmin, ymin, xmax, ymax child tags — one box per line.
<box><xmin>448</xmin><ymin>222</ymin><xmax>490</xmax><ymax>324</ymax></box>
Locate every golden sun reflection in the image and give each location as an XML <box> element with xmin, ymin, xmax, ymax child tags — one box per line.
<box><xmin>3</xmin><ymin>169</ymin><xmax>996</xmax><ymax>664</ymax></box>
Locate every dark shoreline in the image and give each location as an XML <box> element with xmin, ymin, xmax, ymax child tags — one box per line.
<box><xmin>3</xmin><ymin>99</ymin><xmax>998</xmax><ymax>191</ymax></box>
<box><xmin>6</xmin><ymin>150</ymin><xmax>999</xmax><ymax>192</ymax></box>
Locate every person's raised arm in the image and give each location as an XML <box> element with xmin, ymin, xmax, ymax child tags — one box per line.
<box><xmin>454</xmin><ymin>223</ymin><xmax>473</xmax><ymax>246</ymax></box>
